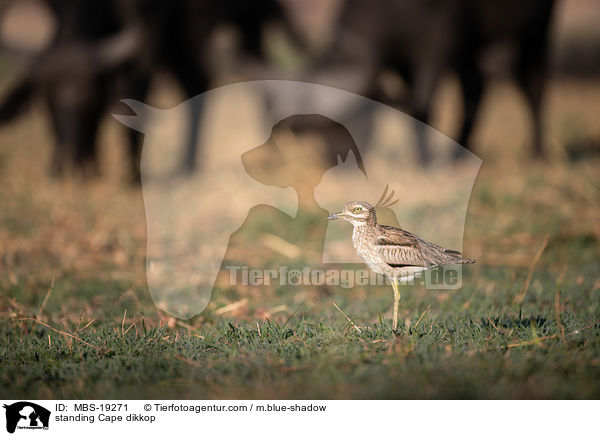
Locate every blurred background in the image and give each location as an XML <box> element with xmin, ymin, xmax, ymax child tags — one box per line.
<box><xmin>0</xmin><ymin>0</ymin><xmax>599</xmax><ymax>178</ymax></box>
<box><xmin>0</xmin><ymin>0</ymin><xmax>599</xmax><ymax>398</ymax></box>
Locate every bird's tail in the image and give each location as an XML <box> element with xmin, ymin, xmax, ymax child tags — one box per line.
<box><xmin>444</xmin><ymin>249</ymin><xmax>475</xmax><ymax>264</ymax></box>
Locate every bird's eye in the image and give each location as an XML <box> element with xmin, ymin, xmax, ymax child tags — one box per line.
<box><xmin>352</xmin><ymin>206</ymin><xmax>362</xmax><ymax>213</ymax></box>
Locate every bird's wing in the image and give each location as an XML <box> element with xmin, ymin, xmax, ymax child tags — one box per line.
<box><xmin>376</xmin><ymin>225</ymin><xmax>474</xmax><ymax>267</ymax></box>
<box><xmin>375</xmin><ymin>226</ymin><xmax>429</xmax><ymax>267</ymax></box>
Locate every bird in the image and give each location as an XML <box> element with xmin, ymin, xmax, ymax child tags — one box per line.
<box><xmin>327</xmin><ymin>192</ymin><xmax>474</xmax><ymax>332</ymax></box>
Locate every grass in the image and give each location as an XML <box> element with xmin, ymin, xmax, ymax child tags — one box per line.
<box><xmin>1</xmin><ymin>224</ymin><xmax>599</xmax><ymax>399</ymax></box>
<box><xmin>1</xmin><ymin>265</ymin><xmax>599</xmax><ymax>399</ymax></box>
<box><xmin>1</xmin><ymin>75</ymin><xmax>600</xmax><ymax>399</ymax></box>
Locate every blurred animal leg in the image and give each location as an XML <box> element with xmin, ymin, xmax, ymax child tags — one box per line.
<box><xmin>516</xmin><ymin>0</ymin><xmax>554</xmax><ymax>160</ymax></box>
<box><xmin>75</xmin><ymin>99</ymin><xmax>104</xmax><ymax>178</ymax></box>
<box><xmin>0</xmin><ymin>76</ymin><xmax>35</xmax><ymax>123</ymax></box>
<box><xmin>126</xmin><ymin>74</ymin><xmax>152</xmax><ymax>183</ymax></box>
<box><xmin>517</xmin><ymin>55</ymin><xmax>546</xmax><ymax>159</ymax></box>
<box><xmin>46</xmin><ymin>98</ymin><xmax>69</xmax><ymax>178</ymax></box>
<box><xmin>182</xmin><ymin>99</ymin><xmax>203</xmax><ymax>174</ymax></box>
<box><xmin>455</xmin><ymin>60</ymin><xmax>484</xmax><ymax>158</ymax></box>
<box><xmin>171</xmin><ymin>62</ymin><xmax>208</xmax><ymax>174</ymax></box>
<box><xmin>128</xmin><ymin>129</ymin><xmax>143</xmax><ymax>183</ymax></box>
<box><xmin>411</xmin><ymin>65</ymin><xmax>441</xmax><ymax>165</ymax></box>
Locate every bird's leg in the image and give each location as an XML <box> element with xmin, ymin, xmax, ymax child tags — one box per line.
<box><xmin>391</xmin><ymin>279</ymin><xmax>401</xmax><ymax>332</ymax></box>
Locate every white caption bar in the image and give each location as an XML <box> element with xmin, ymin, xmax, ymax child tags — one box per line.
<box><xmin>1</xmin><ymin>400</ymin><xmax>597</xmax><ymax>435</ymax></box>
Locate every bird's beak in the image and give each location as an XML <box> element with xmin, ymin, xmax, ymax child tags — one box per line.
<box><xmin>327</xmin><ymin>211</ymin><xmax>346</xmax><ymax>220</ymax></box>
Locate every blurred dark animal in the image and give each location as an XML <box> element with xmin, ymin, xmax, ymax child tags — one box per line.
<box><xmin>461</xmin><ymin>0</ymin><xmax>556</xmax><ymax>158</ymax></box>
<box><xmin>0</xmin><ymin>0</ymin><xmax>142</xmax><ymax>177</ymax></box>
<box><xmin>0</xmin><ymin>0</ymin><xmax>297</xmax><ymax>180</ymax></box>
<box><xmin>321</xmin><ymin>0</ymin><xmax>556</xmax><ymax>161</ymax></box>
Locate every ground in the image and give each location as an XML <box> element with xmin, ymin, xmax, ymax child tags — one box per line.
<box><xmin>0</xmin><ymin>62</ymin><xmax>599</xmax><ymax>399</ymax></box>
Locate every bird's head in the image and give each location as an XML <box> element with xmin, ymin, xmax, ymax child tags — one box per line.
<box><xmin>327</xmin><ymin>201</ymin><xmax>376</xmax><ymax>226</ymax></box>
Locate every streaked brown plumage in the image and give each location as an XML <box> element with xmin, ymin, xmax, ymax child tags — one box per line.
<box><xmin>328</xmin><ymin>200</ymin><xmax>474</xmax><ymax>331</ymax></box>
